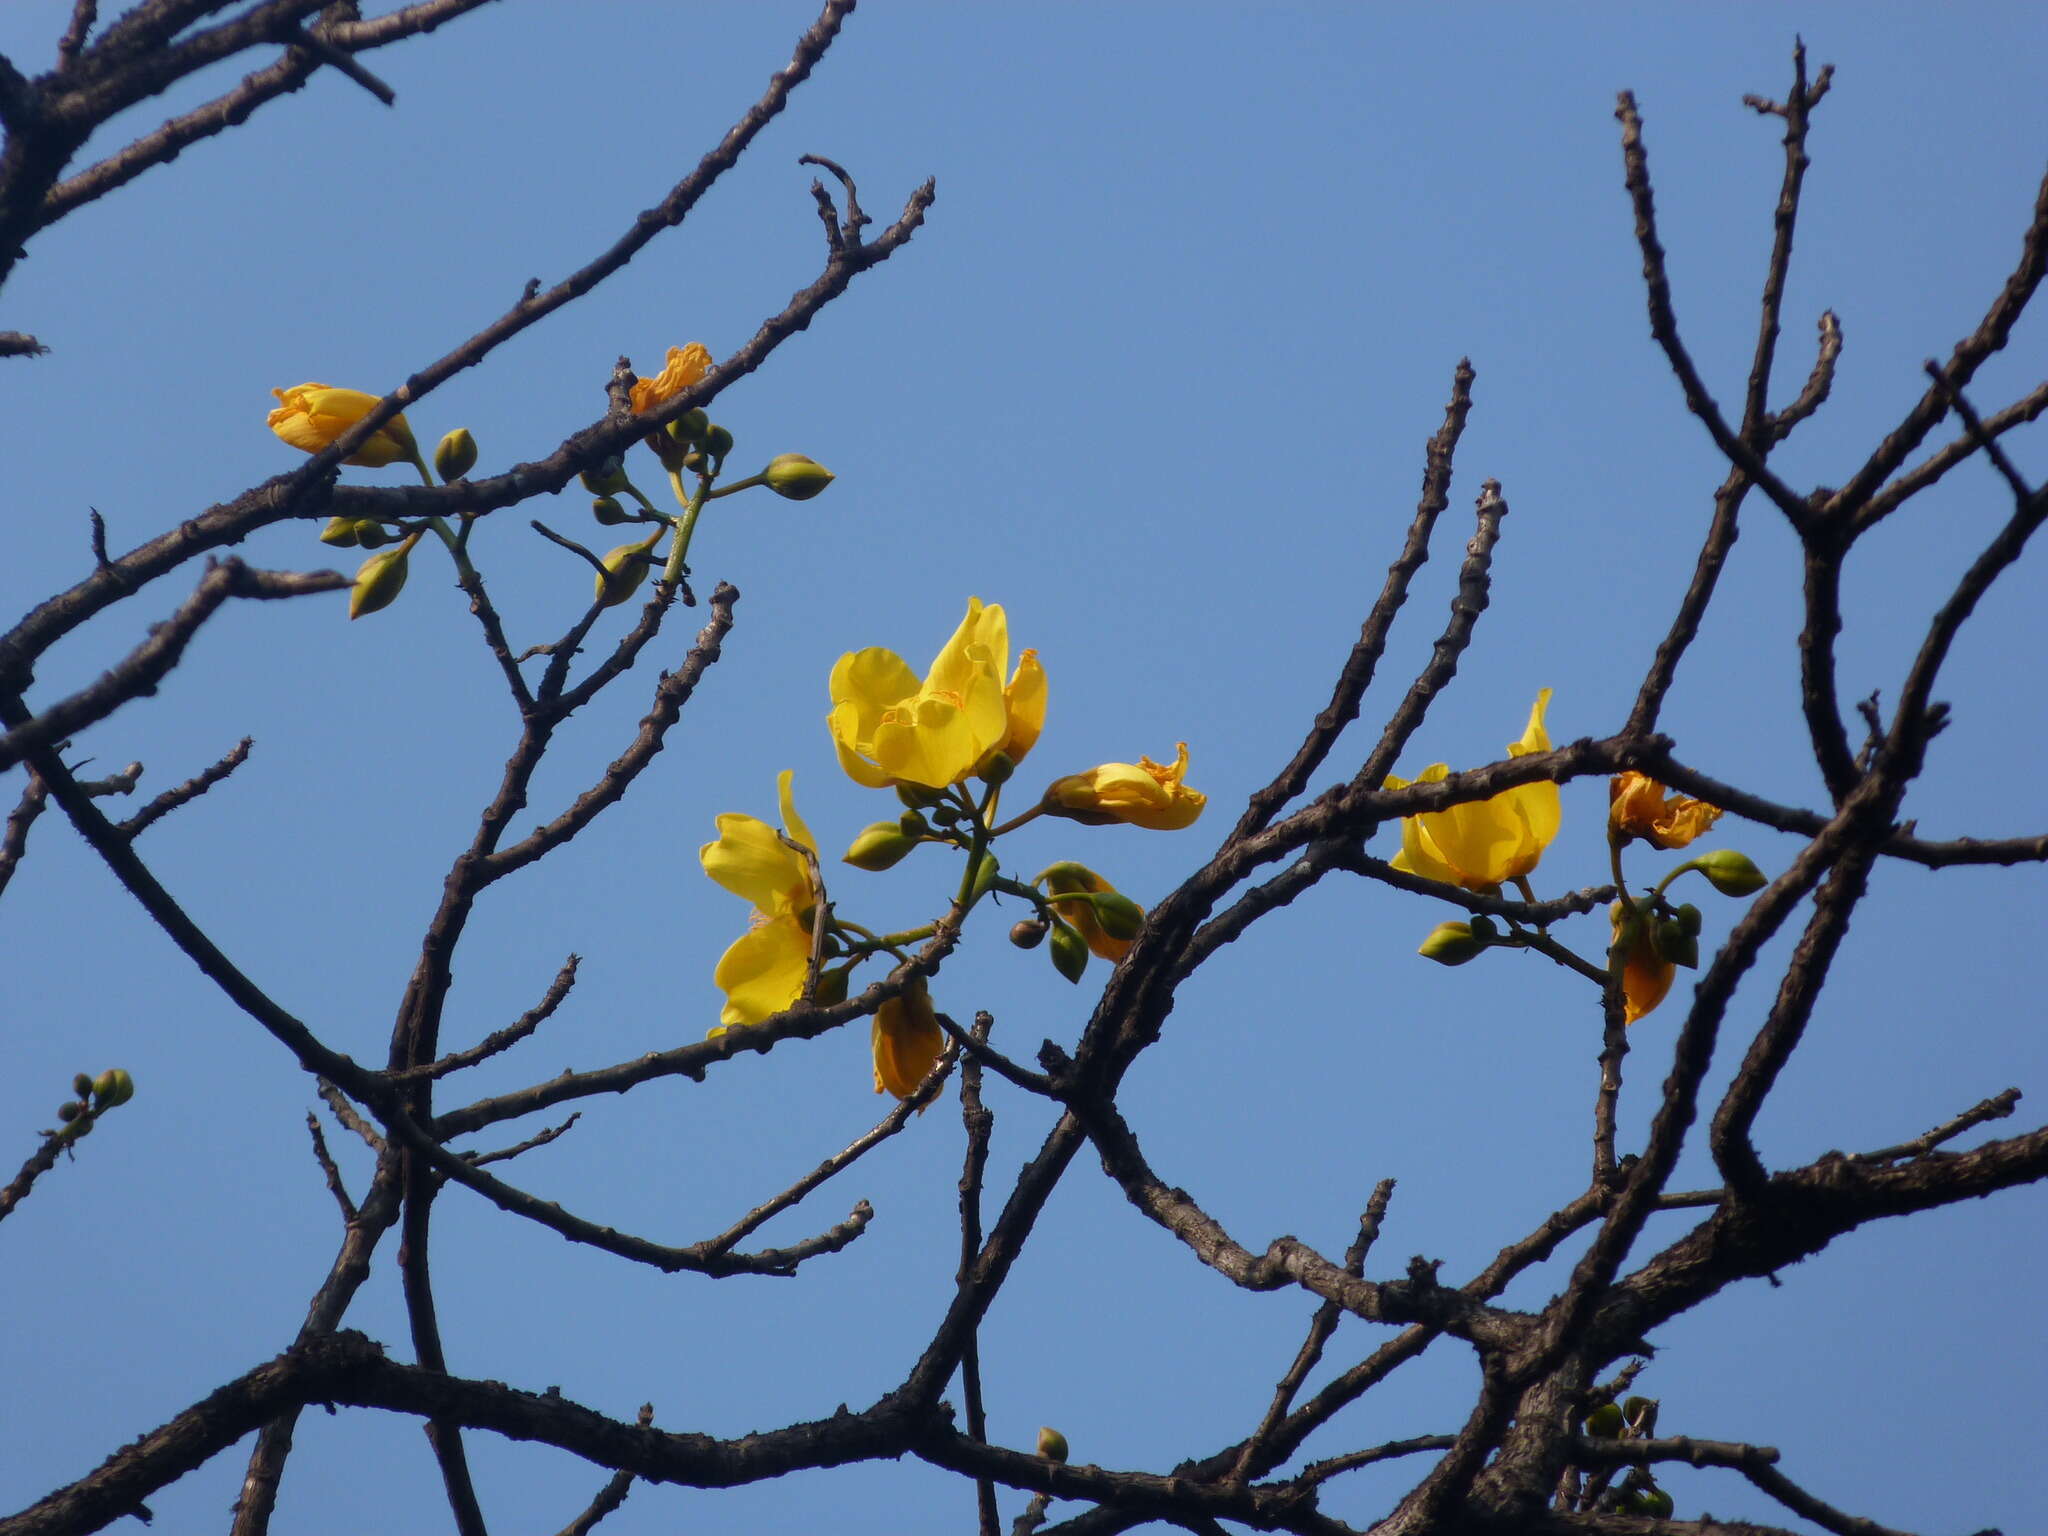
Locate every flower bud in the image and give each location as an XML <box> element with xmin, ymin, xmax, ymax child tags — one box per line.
<box><xmin>761</xmin><ymin>452</ymin><xmax>835</xmax><ymax>501</ymax></box>
<box><xmin>1010</xmin><ymin>918</ymin><xmax>1049</xmax><ymax>950</ymax></box>
<box><xmin>100</xmin><ymin>1068</ymin><xmax>135</xmax><ymax>1107</ymax></box>
<box><xmin>968</xmin><ymin>848</ymin><xmax>1002</xmax><ymax>903</ymax></box>
<box><xmin>1092</xmin><ymin>890</ymin><xmax>1145</xmax><ymax>942</ymax></box>
<box><xmin>57</xmin><ymin>1100</ymin><xmax>83</xmax><ymax>1123</ymax></box>
<box><xmin>591</xmin><ymin>496</ymin><xmax>630</xmax><ymax>526</ymax></box>
<box><xmin>978</xmin><ymin>751</ymin><xmax>1015</xmax><ymax>786</ymax></box>
<box><xmin>349</xmin><ymin>538</ymin><xmax>416</xmax><ymax>620</ymax></box>
<box><xmin>704</xmin><ymin>423</ymin><xmax>735</xmax><ymax>460</ymax></box>
<box><xmin>352</xmin><ymin>519</ymin><xmax>391</xmax><ymax>550</ymax></box>
<box><xmin>1048</xmin><ymin>920</ymin><xmax>1089</xmax><ymax>983</ymax></box>
<box><xmin>1621</xmin><ymin>1396</ymin><xmax>1658</xmax><ymax>1434</ymax></box>
<box><xmin>1418</xmin><ymin>920</ymin><xmax>1485</xmax><ymax>966</ymax></box>
<box><xmin>72</xmin><ymin>1073</ymin><xmax>95</xmax><ymax>1099</ymax></box>
<box><xmin>897</xmin><ymin>810</ymin><xmax>931</xmax><ymax>838</ymax></box>
<box><xmin>1637</xmin><ymin>1488</ymin><xmax>1674</xmax><ymax>1519</ymax></box>
<box><xmin>812</xmin><ymin>966</ymin><xmax>851</xmax><ymax>1008</ymax></box>
<box><xmin>1692</xmin><ymin>849</ymin><xmax>1767</xmax><ymax>896</ymax></box>
<box><xmin>581</xmin><ymin>456</ymin><xmax>629</xmax><ymax>496</ymax></box>
<box><xmin>1656</xmin><ymin>921</ymin><xmax>1699</xmax><ymax>970</ymax></box>
<box><xmin>672</xmin><ymin>408</ymin><xmax>710</xmax><ymax>446</ymax></box>
<box><xmin>1467</xmin><ymin>913</ymin><xmax>1499</xmax><ymax>941</ymax></box>
<box><xmin>595</xmin><ymin>533</ymin><xmax>661</xmax><ymax>608</ymax></box>
<box><xmin>92</xmin><ymin>1070</ymin><xmax>118</xmax><ymax>1100</ymax></box>
<box><xmin>1037</xmin><ymin>1426</ymin><xmax>1069</xmax><ymax>1464</ymax></box>
<box><xmin>318</xmin><ymin>515</ymin><xmax>360</xmax><ymax>548</ymax></box>
<box><xmin>433</xmin><ymin>427</ymin><xmax>477</xmax><ymax>481</ymax></box>
<box><xmin>896</xmin><ymin>782</ymin><xmax>948</xmax><ymax>811</ymax></box>
<box><xmin>843</xmin><ymin>820</ymin><xmax>919</xmax><ymax>871</ymax></box>
<box><xmin>1583</xmin><ymin>1402</ymin><xmax>1624</xmax><ymax>1438</ymax></box>
<box><xmin>1675</xmin><ymin>902</ymin><xmax>1703</xmax><ymax>937</ymax></box>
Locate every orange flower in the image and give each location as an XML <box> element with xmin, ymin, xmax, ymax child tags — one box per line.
<box><xmin>872</xmin><ymin>980</ymin><xmax>947</xmax><ymax>1100</ymax></box>
<box><xmin>1612</xmin><ymin>906</ymin><xmax>1677</xmax><ymax>1025</ymax></box>
<box><xmin>629</xmin><ymin>344</ymin><xmax>713</xmax><ymax>413</ymax></box>
<box><xmin>267</xmin><ymin>384</ymin><xmax>417</xmax><ymax>467</ymax></box>
<box><xmin>1609</xmin><ymin>773</ymin><xmax>1722</xmax><ymax>850</ymax></box>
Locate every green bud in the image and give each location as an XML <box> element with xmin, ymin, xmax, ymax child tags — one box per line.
<box><xmin>1621</xmin><ymin>1396</ymin><xmax>1659</xmax><ymax>1434</ymax></box>
<box><xmin>349</xmin><ymin>540</ymin><xmax>414</xmax><ymax>621</ymax></box>
<box><xmin>1676</xmin><ymin>902</ymin><xmax>1703</xmax><ymax>937</ymax></box>
<box><xmin>704</xmin><ymin>423</ymin><xmax>735</xmax><ymax>459</ymax></box>
<box><xmin>1583</xmin><ymin>1402</ymin><xmax>1624</xmax><ymax>1438</ymax></box>
<box><xmin>92</xmin><ymin>1070</ymin><xmax>118</xmax><ymax>1100</ymax></box>
<box><xmin>433</xmin><ymin>427</ymin><xmax>477</xmax><ymax>481</ymax></box>
<box><xmin>101</xmin><ymin>1069</ymin><xmax>134</xmax><ymax>1107</ymax></box>
<box><xmin>1010</xmin><ymin>918</ymin><xmax>1049</xmax><ymax>950</ymax></box>
<box><xmin>1093</xmin><ymin>890</ymin><xmax>1146</xmax><ymax>942</ymax></box>
<box><xmin>968</xmin><ymin>849</ymin><xmax>1002</xmax><ymax>903</ymax></box>
<box><xmin>580</xmin><ymin>456</ymin><xmax>629</xmax><ymax>496</ymax></box>
<box><xmin>1691</xmin><ymin>849</ymin><xmax>1768</xmax><ymax>897</ymax></box>
<box><xmin>673</xmin><ymin>408</ymin><xmax>710</xmax><ymax>446</ymax></box>
<box><xmin>896</xmin><ymin>783</ymin><xmax>947</xmax><ymax>810</ymax></box>
<box><xmin>1638</xmin><ymin>1489</ymin><xmax>1674</xmax><ymax>1519</ymax></box>
<box><xmin>812</xmin><ymin>966</ymin><xmax>851</xmax><ymax>1008</ymax></box>
<box><xmin>1418</xmin><ymin>920</ymin><xmax>1485</xmax><ymax>966</ymax></box>
<box><xmin>761</xmin><ymin>453</ymin><xmax>835</xmax><ymax>501</ymax></box>
<box><xmin>897</xmin><ymin>810</ymin><xmax>931</xmax><ymax>838</ymax></box>
<box><xmin>929</xmin><ymin>802</ymin><xmax>961</xmax><ymax>827</ymax></box>
<box><xmin>682</xmin><ymin>449</ymin><xmax>709</xmax><ymax>474</ymax></box>
<box><xmin>72</xmin><ymin>1074</ymin><xmax>95</xmax><ymax>1099</ymax></box>
<box><xmin>1467</xmin><ymin>913</ymin><xmax>1499</xmax><ymax>941</ymax></box>
<box><xmin>591</xmin><ymin>495</ymin><xmax>630</xmax><ymax>526</ymax></box>
<box><xmin>979</xmin><ymin>751</ymin><xmax>1015</xmax><ymax>786</ymax></box>
<box><xmin>1048</xmin><ymin>920</ymin><xmax>1089</xmax><ymax>983</ymax></box>
<box><xmin>595</xmin><ymin>534</ymin><xmax>660</xmax><ymax>609</ymax></box>
<box><xmin>352</xmin><ymin>519</ymin><xmax>391</xmax><ymax>550</ymax></box>
<box><xmin>318</xmin><ymin>515</ymin><xmax>360</xmax><ymax>548</ymax></box>
<box><xmin>1036</xmin><ymin>1426</ymin><xmax>1069</xmax><ymax>1464</ymax></box>
<box><xmin>57</xmin><ymin>1101</ymin><xmax>83</xmax><ymax>1123</ymax></box>
<box><xmin>1657</xmin><ymin>922</ymin><xmax>1699</xmax><ymax>969</ymax></box>
<box><xmin>843</xmin><ymin>821</ymin><xmax>919</xmax><ymax>871</ymax></box>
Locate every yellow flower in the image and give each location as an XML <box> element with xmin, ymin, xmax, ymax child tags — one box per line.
<box><xmin>1041</xmin><ymin>742</ymin><xmax>1206</xmax><ymax>831</ymax></box>
<box><xmin>1609</xmin><ymin>772</ymin><xmax>1723</xmax><ymax>849</ymax></box>
<box><xmin>267</xmin><ymin>384</ymin><xmax>418</xmax><ymax>467</ymax></box>
<box><xmin>1384</xmin><ymin>690</ymin><xmax>1559</xmax><ymax>892</ymax></box>
<box><xmin>629</xmin><ymin>343</ymin><xmax>713</xmax><ymax>413</ymax></box>
<box><xmin>700</xmin><ymin>771</ymin><xmax>818</xmax><ymax>1033</ymax></box>
<box><xmin>1038</xmin><ymin>862</ymin><xmax>1142</xmax><ymax>961</ymax></box>
<box><xmin>872</xmin><ymin>978</ymin><xmax>947</xmax><ymax>1099</ymax></box>
<box><xmin>1612</xmin><ymin>906</ymin><xmax>1677</xmax><ymax>1024</ymax></box>
<box><xmin>828</xmin><ymin>598</ymin><xmax>1046</xmax><ymax>790</ymax></box>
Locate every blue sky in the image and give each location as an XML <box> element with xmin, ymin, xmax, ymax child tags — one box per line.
<box><xmin>3</xmin><ymin>4</ymin><xmax>2045</xmax><ymax>1532</ymax></box>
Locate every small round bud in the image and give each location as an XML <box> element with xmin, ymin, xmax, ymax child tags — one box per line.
<box><xmin>101</xmin><ymin>1069</ymin><xmax>135</xmax><ymax>1107</ymax></box>
<box><xmin>843</xmin><ymin>821</ymin><xmax>919</xmax><ymax>871</ymax></box>
<box><xmin>1010</xmin><ymin>918</ymin><xmax>1049</xmax><ymax>950</ymax></box>
<box><xmin>673</xmin><ymin>408</ymin><xmax>710</xmax><ymax>445</ymax></box>
<box><xmin>1676</xmin><ymin>902</ymin><xmax>1703</xmax><ymax>937</ymax></box>
<box><xmin>57</xmin><ymin>1101</ymin><xmax>83</xmax><ymax>1123</ymax></box>
<box><xmin>1638</xmin><ymin>1489</ymin><xmax>1674</xmax><ymax>1518</ymax></box>
<box><xmin>580</xmin><ymin>456</ymin><xmax>629</xmax><ymax>496</ymax></box>
<box><xmin>1418</xmin><ymin>921</ymin><xmax>1485</xmax><ymax>966</ymax></box>
<box><xmin>812</xmin><ymin>967</ymin><xmax>851</xmax><ymax>1008</ymax></box>
<box><xmin>1693</xmin><ymin>849</ymin><xmax>1768</xmax><ymax>896</ymax></box>
<box><xmin>92</xmin><ymin>1070</ymin><xmax>119</xmax><ymax>1100</ymax></box>
<box><xmin>1048</xmin><ymin>920</ymin><xmax>1089</xmax><ymax>983</ymax></box>
<box><xmin>1583</xmin><ymin>1402</ymin><xmax>1624</xmax><ymax>1438</ymax></box>
<box><xmin>73</xmin><ymin>1073</ymin><xmax>95</xmax><ymax>1099</ymax></box>
<box><xmin>1656</xmin><ymin>921</ymin><xmax>1699</xmax><ymax>970</ymax></box>
<box><xmin>761</xmin><ymin>452</ymin><xmax>835</xmax><ymax>501</ymax></box>
<box><xmin>1621</xmin><ymin>1396</ymin><xmax>1658</xmax><ymax>1434</ymax></box>
<box><xmin>1036</xmin><ymin>1426</ymin><xmax>1069</xmax><ymax>1464</ymax></box>
<box><xmin>896</xmin><ymin>783</ymin><xmax>947</xmax><ymax>810</ymax></box>
<box><xmin>978</xmin><ymin>751</ymin><xmax>1015</xmax><ymax>786</ymax></box>
<box><xmin>591</xmin><ymin>496</ymin><xmax>630</xmax><ymax>526</ymax></box>
<box><xmin>1467</xmin><ymin>913</ymin><xmax>1499</xmax><ymax>941</ymax></box>
<box><xmin>433</xmin><ymin>427</ymin><xmax>478</xmax><ymax>481</ymax></box>
<box><xmin>318</xmin><ymin>515</ymin><xmax>360</xmax><ymax>548</ymax></box>
<box><xmin>929</xmin><ymin>803</ymin><xmax>961</xmax><ymax>827</ymax></box>
<box><xmin>352</xmin><ymin>518</ymin><xmax>392</xmax><ymax>550</ymax></box>
<box><xmin>349</xmin><ymin>541</ymin><xmax>414</xmax><ymax>620</ymax></box>
<box><xmin>703</xmin><ymin>424</ymin><xmax>735</xmax><ymax>459</ymax></box>
<box><xmin>897</xmin><ymin>810</ymin><xmax>931</xmax><ymax>838</ymax></box>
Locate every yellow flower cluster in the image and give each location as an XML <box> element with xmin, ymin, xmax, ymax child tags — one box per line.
<box><xmin>698</xmin><ymin>771</ymin><xmax>819</xmax><ymax>1034</ymax></box>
